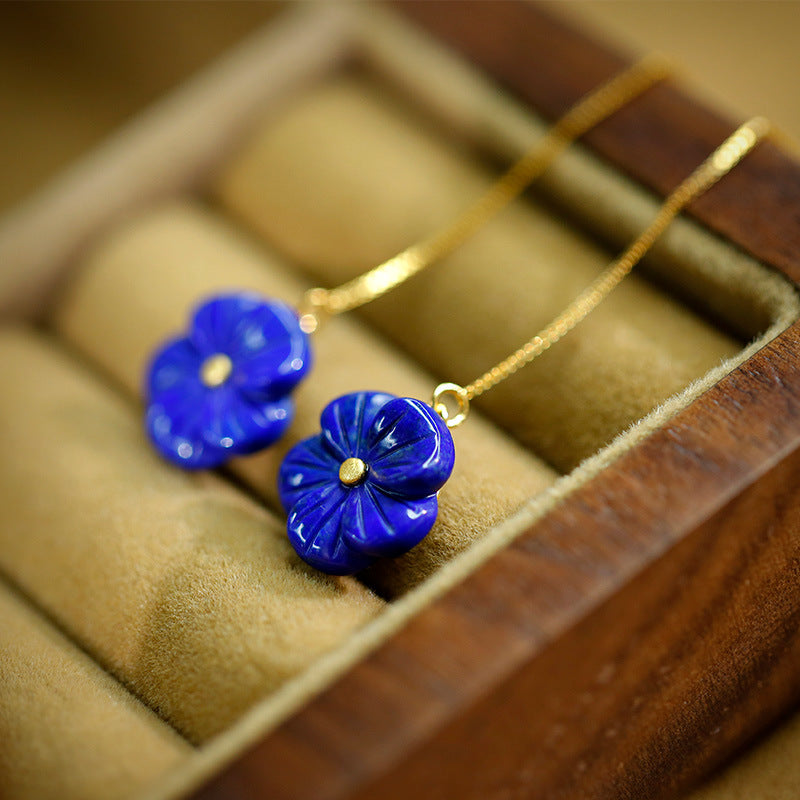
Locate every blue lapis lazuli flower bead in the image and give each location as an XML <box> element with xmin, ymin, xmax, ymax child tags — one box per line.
<box><xmin>145</xmin><ymin>292</ymin><xmax>311</xmax><ymax>469</ymax></box>
<box><xmin>278</xmin><ymin>391</ymin><xmax>455</xmax><ymax>575</ymax></box>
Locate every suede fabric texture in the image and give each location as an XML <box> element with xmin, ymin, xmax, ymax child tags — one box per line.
<box><xmin>51</xmin><ymin>202</ymin><xmax>559</xmax><ymax>596</ymax></box>
<box><xmin>0</xmin><ymin>329</ymin><xmax>383</xmax><ymax>742</ymax></box>
<box><xmin>686</xmin><ymin>713</ymin><xmax>800</xmax><ymax>800</ymax></box>
<box><xmin>0</xmin><ymin>581</ymin><xmax>190</xmax><ymax>800</ymax></box>
<box><xmin>216</xmin><ymin>77</ymin><xmax>742</xmax><ymax>472</ymax></box>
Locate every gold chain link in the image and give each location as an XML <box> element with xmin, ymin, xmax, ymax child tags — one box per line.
<box><xmin>431</xmin><ymin>116</ymin><xmax>770</xmax><ymax>428</ymax></box>
<box><xmin>299</xmin><ymin>55</ymin><xmax>671</xmax><ymax>329</ymax></box>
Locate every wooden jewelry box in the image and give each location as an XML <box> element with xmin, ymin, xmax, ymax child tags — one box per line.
<box><xmin>2</xmin><ymin>3</ymin><xmax>800</xmax><ymax>799</ymax></box>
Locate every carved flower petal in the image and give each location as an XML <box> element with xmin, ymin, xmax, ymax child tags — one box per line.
<box><xmin>287</xmin><ymin>483</ymin><xmax>375</xmax><ymax>575</ymax></box>
<box><xmin>146</xmin><ymin>336</ymin><xmax>204</xmax><ymax>399</ymax></box>
<box><xmin>188</xmin><ymin>293</ymin><xmax>312</xmax><ymax>402</ymax></box>
<box><xmin>189</xmin><ymin>293</ymin><xmax>260</xmax><ymax>356</ymax></box>
<box><xmin>320</xmin><ymin>391</ymin><xmax>396</xmax><ymax>461</ymax></box>
<box><xmin>341</xmin><ymin>484</ymin><xmax>438</xmax><ymax>558</ymax></box>
<box><xmin>145</xmin><ymin>384</ymin><xmax>223</xmax><ymax>470</ymax></box>
<box><xmin>278</xmin><ymin>434</ymin><xmax>340</xmax><ymax>513</ymax></box>
<box><xmin>366</xmin><ymin>397</ymin><xmax>455</xmax><ymax>499</ymax></box>
<box><xmin>232</xmin><ymin>302</ymin><xmax>311</xmax><ymax>402</ymax></box>
<box><xmin>199</xmin><ymin>387</ymin><xmax>293</xmax><ymax>455</ymax></box>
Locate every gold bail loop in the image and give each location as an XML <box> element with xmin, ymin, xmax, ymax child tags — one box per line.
<box><xmin>432</xmin><ymin>383</ymin><xmax>470</xmax><ymax>429</ymax></box>
<box><xmin>298</xmin><ymin>287</ymin><xmax>331</xmax><ymax>334</ymax></box>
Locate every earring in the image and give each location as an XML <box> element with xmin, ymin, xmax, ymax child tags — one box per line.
<box><xmin>144</xmin><ymin>57</ymin><xmax>669</xmax><ymax>469</ymax></box>
<box><xmin>145</xmin><ymin>294</ymin><xmax>310</xmax><ymax>469</ymax></box>
<box><xmin>277</xmin><ymin>118</ymin><xmax>769</xmax><ymax>574</ymax></box>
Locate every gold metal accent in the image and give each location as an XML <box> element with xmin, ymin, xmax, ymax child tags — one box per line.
<box><xmin>430</xmin><ymin>117</ymin><xmax>769</xmax><ymax>428</ymax></box>
<box><xmin>297</xmin><ymin>287</ymin><xmax>329</xmax><ymax>334</ymax></box>
<box><xmin>432</xmin><ymin>383</ymin><xmax>470</xmax><ymax>429</ymax></box>
<box><xmin>199</xmin><ymin>353</ymin><xmax>233</xmax><ymax>388</ymax></box>
<box><xmin>298</xmin><ymin>313</ymin><xmax>320</xmax><ymax>335</ymax></box>
<box><xmin>305</xmin><ymin>57</ymin><xmax>671</xmax><ymax>321</ymax></box>
<box><xmin>339</xmin><ymin>457</ymin><xmax>368</xmax><ymax>486</ymax></box>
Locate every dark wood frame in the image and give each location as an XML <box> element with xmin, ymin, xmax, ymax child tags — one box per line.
<box><xmin>194</xmin><ymin>4</ymin><xmax>800</xmax><ymax>799</ymax></box>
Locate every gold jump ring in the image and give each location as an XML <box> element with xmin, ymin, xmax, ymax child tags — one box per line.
<box><xmin>432</xmin><ymin>383</ymin><xmax>470</xmax><ymax>429</ymax></box>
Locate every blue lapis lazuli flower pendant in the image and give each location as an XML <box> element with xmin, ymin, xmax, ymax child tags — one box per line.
<box><xmin>278</xmin><ymin>391</ymin><xmax>456</xmax><ymax>575</ymax></box>
<box><xmin>145</xmin><ymin>292</ymin><xmax>312</xmax><ymax>469</ymax></box>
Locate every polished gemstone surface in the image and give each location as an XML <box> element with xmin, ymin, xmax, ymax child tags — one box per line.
<box><xmin>278</xmin><ymin>391</ymin><xmax>455</xmax><ymax>574</ymax></box>
<box><xmin>145</xmin><ymin>292</ymin><xmax>311</xmax><ymax>469</ymax></box>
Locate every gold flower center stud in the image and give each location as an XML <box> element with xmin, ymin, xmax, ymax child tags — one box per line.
<box><xmin>339</xmin><ymin>457</ymin><xmax>368</xmax><ymax>486</ymax></box>
<box><xmin>200</xmin><ymin>353</ymin><xmax>233</xmax><ymax>387</ymax></box>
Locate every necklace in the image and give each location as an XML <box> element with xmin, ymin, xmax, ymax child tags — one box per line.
<box><xmin>143</xmin><ymin>57</ymin><xmax>669</xmax><ymax>469</ymax></box>
<box><xmin>277</xmin><ymin>117</ymin><xmax>770</xmax><ymax>574</ymax></box>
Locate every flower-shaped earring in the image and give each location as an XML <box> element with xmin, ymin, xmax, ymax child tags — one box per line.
<box><xmin>278</xmin><ymin>392</ymin><xmax>455</xmax><ymax>574</ymax></box>
<box><xmin>145</xmin><ymin>293</ymin><xmax>311</xmax><ymax>469</ymax></box>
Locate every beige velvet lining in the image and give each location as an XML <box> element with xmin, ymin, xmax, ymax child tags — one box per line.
<box><xmin>0</xmin><ymin>329</ymin><xmax>383</xmax><ymax>743</ymax></box>
<box><xmin>216</xmin><ymin>77</ymin><xmax>747</xmax><ymax>472</ymax></box>
<box><xmin>0</xmin><ymin>580</ymin><xmax>191</xmax><ymax>800</ymax></box>
<box><xmin>52</xmin><ymin>202</ymin><xmax>558</xmax><ymax>597</ymax></box>
<box><xmin>685</xmin><ymin>712</ymin><xmax>800</xmax><ymax>800</ymax></box>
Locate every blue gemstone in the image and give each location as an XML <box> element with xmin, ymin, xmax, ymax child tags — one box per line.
<box><xmin>278</xmin><ymin>391</ymin><xmax>455</xmax><ymax>574</ymax></box>
<box><xmin>145</xmin><ymin>292</ymin><xmax>311</xmax><ymax>469</ymax></box>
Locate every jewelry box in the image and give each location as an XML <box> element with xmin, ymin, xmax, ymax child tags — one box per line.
<box><xmin>1</xmin><ymin>4</ymin><xmax>799</xmax><ymax>799</ymax></box>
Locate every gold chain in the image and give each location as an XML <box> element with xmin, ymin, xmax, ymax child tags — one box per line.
<box><xmin>297</xmin><ymin>55</ymin><xmax>671</xmax><ymax>332</ymax></box>
<box><xmin>432</xmin><ymin>116</ymin><xmax>770</xmax><ymax>428</ymax></box>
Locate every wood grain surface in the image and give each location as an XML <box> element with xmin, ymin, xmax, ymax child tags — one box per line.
<box><xmin>192</xmin><ymin>3</ymin><xmax>800</xmax><ymax>799</ymax></box>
